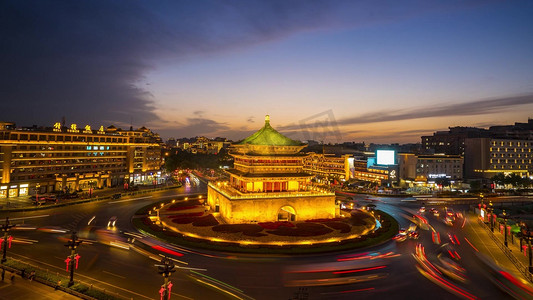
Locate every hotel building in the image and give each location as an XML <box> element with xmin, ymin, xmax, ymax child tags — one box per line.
<box><xmin>464</xmin><ymin>138</ymin><xmax>533</xmax><ymax>179</ymax></box>
<box><xmin>0</xmin><ymin>122</ymin><xmax>162</xmax><ymax>199</ymax></box>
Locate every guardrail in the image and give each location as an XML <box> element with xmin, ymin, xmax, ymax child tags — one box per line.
<box><xmin>478</xmin><ymin>218</ymin><xmax>533</xmax><ymax>283</ymax></box>
<box><xmin>4</xmin><ymin>256</ymin><xmax>131</xmax><ymax>300</ymax></box>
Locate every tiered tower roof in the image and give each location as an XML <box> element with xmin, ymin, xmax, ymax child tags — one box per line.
<box><xmin>238</xmin><ymin>115</ymin><xmax>303</xmax><ymax>146</ymax></box>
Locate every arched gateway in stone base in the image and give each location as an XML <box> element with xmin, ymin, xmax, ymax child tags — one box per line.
<box><xmin>278</xmin><ymin>205</ymin><xmax>296</xmax><ymax>221</ymax></box>
<box><xmin>207</xmin><ymin>115</ymin><xmax>336</xmax><ymax>224</ymax></box>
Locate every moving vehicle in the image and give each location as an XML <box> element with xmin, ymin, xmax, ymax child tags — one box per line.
<box><xmin>108</xmin><ymin>216</ymin><xmax>118</xmax><ymax>227</ymax></box>
<box><xmin>445</xmin><ymin>208</ymin><xmax>456</xmax><ymax>220</ymax></box>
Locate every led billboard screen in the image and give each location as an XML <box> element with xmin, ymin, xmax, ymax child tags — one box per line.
<box><xmin>376</xmin><ymin>150</ymin><xmax>395</xmax><ymax>165</ymax></box>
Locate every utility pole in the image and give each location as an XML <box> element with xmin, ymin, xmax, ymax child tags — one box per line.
<box><xmin>1</xmin><ymin>217</ymin><xmax>15</xmax><ymax>263</ymax></box>
<box><xmin>64</xmin><ymin>232</ymin><xmax>82</xmax><ymax>287</ymax></box>
<box><xmin>156</xmin><ymin>257</ymin><xmax>175</xmax><ymax>300</ymax></box>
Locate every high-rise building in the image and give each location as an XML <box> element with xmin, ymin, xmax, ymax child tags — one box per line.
<box><xmin>464</xmin><ymin>138</ymin><xmax>533</xmax><ymax>179</ymax></box>
<box><xmin>421</xmin><ymin>126</ymin><xmax>489</xmax><ymax>155</ymax></box>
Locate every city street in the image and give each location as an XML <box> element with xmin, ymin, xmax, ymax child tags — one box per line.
<box><xmin>1</xmin><ymin>185</ymin><xmax>531</xmax><ymax>299</ymax></box>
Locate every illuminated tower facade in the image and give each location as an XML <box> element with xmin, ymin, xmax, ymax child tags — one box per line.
<box><xmin>207</xmin><ymin>116</ymin><xmax>336</xmax><ymax>224</ymax></box>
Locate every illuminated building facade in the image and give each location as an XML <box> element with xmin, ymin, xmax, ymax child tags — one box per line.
<box><xmin>207</xmin><ymin>116</ymin><xmax>336</xmax><ymax>224</ymax></box>
<box><xmin>303</xmin><ymin>153</ymin><xmax>351</xmax><ymax>183</ymax></box>
<box><xmin>0</xmin><ymin>122</ymin><xmax>162</xmax><ymax>199</ymax></box>
<box><xmin>395</xmin><ymin>153</ymin><xmax>462</xmax><ymax>188</ymax></box>
<box><xmin>465</xmin><ymin>138</ymin><xmax>533</xmax><ymax>179</ymax></box>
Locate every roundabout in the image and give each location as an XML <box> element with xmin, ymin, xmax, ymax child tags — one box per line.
<box><xmin>132</xmin><ymin>194</ymin><xmax>399</xmax><ymax>254</ymax></box>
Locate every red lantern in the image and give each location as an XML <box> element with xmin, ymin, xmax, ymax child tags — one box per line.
<box><xmin>167</xmin><ymin>281</ymin><xmax>173</xmax><ymax>299</ymax></box>
<box><xmin>65</xmin><ymin>257</ymin><xmax>71</xmax><ymax>271</ymax></box>
<box><xmin>7</xmin><ymin>236</ymin><xmax>13</xmax><ymax>248</ymax></box>
<box><xmin>74</xmin><ymin>254</ymin><xmax>81</xmax><ymax>269</ymax></box>
<box><xmin>159</xmin><ymin>286</ymin><xmax>165</xmax><ymax>300</ymax></box>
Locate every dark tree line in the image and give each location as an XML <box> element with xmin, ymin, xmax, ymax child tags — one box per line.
<box><xmin>164</xmin><ymin>148</ymin><xmax>233</xmax><ymax>172</ymax></box>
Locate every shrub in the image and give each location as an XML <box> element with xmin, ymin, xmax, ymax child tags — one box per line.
<box><xmin>212</xmin><ymin>224</ymin><xmax>265</xmax><ymax>236</ymax></box>
<box><xmin>305</xmin><ymin>218</ymin><xmax>342</xmax><ymax>223</ymax></box>
<box><xmin>192</xmin><ymin>215</ymin><xmax>219</xmax><ymax>227</ymax></box>
<box><xmin>267</xmin><ymin>223</ymin><xmax>333</xmax><ymax>237</ymax></box>
<box><xmin>258</xmin><ymin>221</ymin><xmax>294</xmax><ymax>229</ymax></box>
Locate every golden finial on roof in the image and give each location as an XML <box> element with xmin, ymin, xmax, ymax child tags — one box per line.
<box><xmin>265</xmin><ymin>115</ymin><xmax>270</xmax><ymax>124</ymax></box>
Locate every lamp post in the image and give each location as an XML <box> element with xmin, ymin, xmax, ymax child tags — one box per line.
<box><xmin>489</xmin><ymin>201</ymin><xmax>494</xmax><ymax>232</ymax></box>
<box><xmin>519</xmin><ymin>222</ymin><xmax>533</xmax><ymax>274</ymax></box>
<box><xmin>64</xmin><ymin>232</ymin><xmax>82</xmax><ymax>287</ymax></box>
<box><xmin>36</xmin><ymin>183</ymin><xmax>41</xmax><ymax>202</ymax></box>
<box><xmin>500</xmin><ymin>210</ymin><xmax>510</xmax><ymax>247</ymax></box>
<box><xmin>156</xmin><ymin>257</ymin><xmax>175</xmax><ymax>300</ymax></box>
<box><xmin>1</xmin><ymin>217</ymin><xmax>15</xmax><ymax>263</ymax></box>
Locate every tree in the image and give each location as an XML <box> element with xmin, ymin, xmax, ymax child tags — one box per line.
<box><xmin>435</xmin><ymin>177</ymin><xmax>451</xmax><ymax>189</ymax></box>
<box><xmin>491</xmin><ymin>173</ymin><xmax>506</xmax><ymax>187</ymax></box>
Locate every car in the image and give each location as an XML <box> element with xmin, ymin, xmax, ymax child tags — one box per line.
<box><xmin>445</xmin><ymin>208</ymin><xmax>456</xmax><ymax>219</ymax></box>
<box><xmin>32</xmin><ymin>198</ymin><xmax>46</xmax><ymax>205</ymax></box>
<box><xmin>393</xmin><ymin>233</ymin><xmax>408</xmax><ymax>242</ymax></box>
<box><xmin>438</xmin><ymin>243</ymin><xmax>461</xmax><ymax>261</ymax></box>
<box><xmin>445</xmin><ymin>216</ymin><xmax>454</xmax><ymax>226</ymax></box>
<box><xmin>433</xmin><ymin>210</ymin><xmax>440</xmax><ymax>217</ymax></box>
<box><xmin>108</xmin><ymin>216</ymin><xmax>118</xmax><ymax>227</ymax></box>
<box><xmin>64</xmin><ymin>192</ymin><xmax>79</xmax><ymax>199</ymax></box>
<box><xmin>408</xmin><ymin>231</ymin><xmax>420</xmax><ymax>239</ymax></box>
<box><xmin>419</xmin><ymin>207</ymin><xmax>426</xmax><ymax>213</ymax></box>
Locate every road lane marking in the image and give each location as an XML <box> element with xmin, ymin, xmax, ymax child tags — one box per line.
<box><xmin>102</xmin><ymin>270</ymin><xmax>126</xmax><ymax>279</ymax></box>
<box><xmin>108</xmin><ymin>196</ymin><xmax>153</xmax><ymax>204</ymax></box>
<box><xmin>8</xmin><ymin>215</ymin><xmax>50</xmax><ymax>221</ymax></box>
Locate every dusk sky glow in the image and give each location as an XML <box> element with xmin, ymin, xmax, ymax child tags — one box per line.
<box><xmin>2</xmin><ymin>1</ymin><xmax>533</xmax><ymax>143</ymax></box>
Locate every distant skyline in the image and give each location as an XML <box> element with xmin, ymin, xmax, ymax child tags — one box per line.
<box><xmin>2</xmin><ymin>1</ymin><xmax>533</xmax><ymax>143</ymax></box>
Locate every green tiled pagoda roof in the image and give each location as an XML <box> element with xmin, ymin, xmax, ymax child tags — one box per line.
<box><xmin>238</xmin><ymin>116</ymin><xmax>303</xmax><ymax>146</ymax></box>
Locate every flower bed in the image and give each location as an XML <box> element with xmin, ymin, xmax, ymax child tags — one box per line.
<box><xmin>258</xmin><ymin>221</ymin><xmax>294</xmax><ymax>229</ymax></box>
<box><xmin>267</xmin><ymin>222</ymin><xmax>334</xmax><ymax>237</ymax></box>
<box><xmin>305</xmin><ymin>218</ymin><xmax>342</xmax><ymax>223</ymax></box>
<box><xmin>212</xmin><ymin>224</ymin><xmax>266</xmax><ymax>237</ymax></box>
<box><xmin>192</xmin><ymin>215</ymin><xmax>219</xmax><ymax>227</ymax></box>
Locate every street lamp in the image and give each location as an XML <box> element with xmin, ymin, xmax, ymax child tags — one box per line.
<box><xmin>64</xmin><ymin>232</ymin><xmax>82</xmax><ymax>287</ymax></box>
<box><xmin>519</xmin><ymin>221</ymin><xmax>533</xmax><ymax>274</ymax></box>
<box><xmin>489</xmin><ymin>200</ymin><xmax>494</xmax><ymax>232</ymax></box>
<box><xmin>36</xmin><ymin>183</ymin><xmax>41</xmax><ymax>201</ymax></box>
<box><xmin>1</xmin><ymin>217</ymin><xmax>15</xmax><ymax>263</ymax></box>
<box><xmin>500</xmin><ymin>210</ymin><xmax>510</xmax><ymax>247</ymax></box>
<box><xmin>156</xmin><ymin>256</ymin><xmax>175</xmax><ymax>300</ymax></box>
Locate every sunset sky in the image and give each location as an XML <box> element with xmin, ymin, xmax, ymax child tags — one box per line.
<box><xmin>2</xmin><ymin>1</ymin><xmax>533</xmax><ymax>143</ymax></box>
